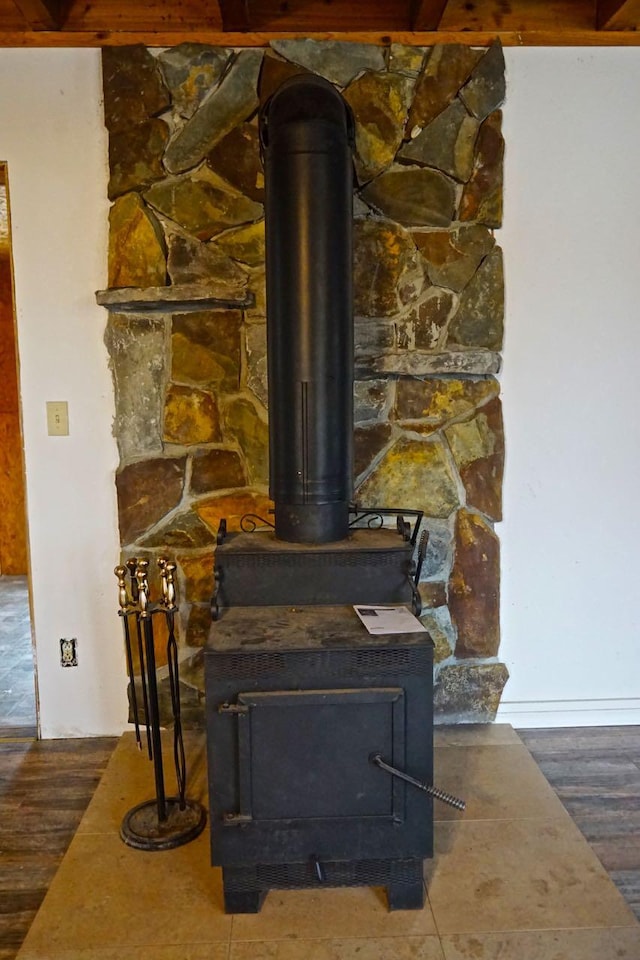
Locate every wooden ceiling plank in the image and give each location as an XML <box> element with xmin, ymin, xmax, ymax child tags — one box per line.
<box><xmin>218</xmin><ymin>0</ymin><xmax>250</xmax><ymax>31</ymax></box>
<box><xmin>12</xmin><ymin>0</ymin><xmax>67</xmax><ymax>30</ymax></box>
<box><xmin>597</xmin><ymin>0</ymin><xmax>640</xmax><ymax>29</ymax></box>
<box><xmin>1</xmin><ymin>27</ymin><xmax>640</xmax><ymax>45</ymax></box>
<box><xmin>409</xmin><ymin>0</ymin><xmax>449</xmax><ymax>31</ymax></box>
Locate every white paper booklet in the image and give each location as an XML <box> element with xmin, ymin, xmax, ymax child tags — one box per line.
<box><xmin>353</xmin><ymin>605</ymin><xmax>427</xmax><ymax>636</ymax></box>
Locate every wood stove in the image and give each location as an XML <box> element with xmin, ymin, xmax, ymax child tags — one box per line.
<box><xmin>205</xmin><ymin>75</ymin><xmax>439</xmax><ymax>913</ymax></box>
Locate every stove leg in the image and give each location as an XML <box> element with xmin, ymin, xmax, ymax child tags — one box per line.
<box><xmin>223</xmin><ymin>888</ymin><xmax>266</xmax><ymax>914</ymax></box>
<box><xmin>386</xmin><ymin>879</ymin><xmax>426</xmax><ymax>911</ymax></box>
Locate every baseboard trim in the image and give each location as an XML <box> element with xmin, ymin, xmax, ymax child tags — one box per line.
<box><xmin>496</xmin><ymin>698</ymin><xmax>640</xmax><ymax>728</ymax></box>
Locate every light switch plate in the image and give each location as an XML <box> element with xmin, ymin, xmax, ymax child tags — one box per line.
<box><xmin>46</xmin><ymin>401</ymin><xmax>69</xmax><ymax>436</ymax></box>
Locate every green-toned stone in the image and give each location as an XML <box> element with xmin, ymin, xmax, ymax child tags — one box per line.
<box><xmin>420</xmin><ymin>607</ymin><xmax>455</xmax><ymax>664</ymax></box>
<box><xmin>258</xmin><ymin>51</ymin><xmax>311</xmax><ymax>104</ymax></box>
<box><xmin>167</xmin><ymin>231</ymin><xmax>247</xmax><ymax>289</ymax></box>
<box><xmin>413</xmin><ymin>225</ymin><xmax>495</xmax><ymax>292</ymax></box>
<box><xmin>397</xmin><ymin>289</ymin><xmax>455</xmax><ymax>351</ymax></box>
<box><xmin>207</xmin><ymin>122</ymin><xmax>264</xmax><ymax>202</ymax></box>
<box><xmin>354</xmin><ymin>422</ymin><xmax>393</xmax><ymax>481</ymax></box>
<box><xmin>395</xmin><ymin>377</ymin><xmax>499</xmax><ymax>426</ymax></box>
<box><xmin>116</xmin><ymin>457</ymin><xmax>186</xmax><ymax>545</ymax></box>
<box><xmin>108</xmin><ymin>119</ymin><xmax>170</xmax><ymax>200</ymax></box>
<box><xmin>344</xmin><ymin>71</ymin><xmax>413</xmax><ymax>183</ymax></box>
<box><xmin>215</xmin><ymin>220</ymin><xmax>265</xmax><ymax>267</ymax></box>
<box><xmin>172</xmin><ymin>310</ymin><xmax>241</xmax><ymax>391</ymax></box>
<box><xmin>140</xmin><ymin>509</ymin><xmax>216</xmax><ymax>549</ymax></box>
<box><xmin>223</xmin><ymin>397</ymin><xmax>269</xmax><ymax>485</ymax></box>
<box><xmin>246</xmin><ymin>268</ymin><xmax>266</xmax><ymax>320</ymax></box>
<box><xmin>354</xmin><ymin>379</ymin><xmax>390</xmax><ymax>423</ymax></box>
<box><xmin>163</xmin><ymin>384</ymin><xmax>221</xmax><ymax>445</ymax></box>
<box><xmin>460</xmin><ymin>111</ymin><xmax>504</xmax><ymax>228</ymax></box>
<box><xmin>164</xmin><ymin>49</ymin><xmax>263</xmax><ymax>175</ymax></box>
<box><xmin>459</xmin><ymin>40</ymin><xmax>506</xmax><ymax>122</ymax></box>
<box><xmin>145</xmin><ymin>170</ymin><xmax>263</xmax><ymax>242</ymax></box>
<box><xmin>190</xmin><ymin>448</ymin><xmax>246</xmax><ymax>494</ymax></box>
<box><xmin>418</xmin><ymin>518</ymin><xmax>454</xmax><ymax>582</ymax></box>
<box><xmin>388</xmin><ymin>44</ymin><xmax>427</xmax><ymax>78</ymax></box>
<box><xmin>354</xmin><ymin>219</ymin><xmax>424</xmax><ymax>317</ymax></box>
<box><xmin>361</xmin><ymin>165</ymin><xmax>456</xmax><ymax>228</ymax></box>
<box><xmin>157</xmin><ymin>43</ymin><xmax>230</xmax><ymax>119</ymax></box>
<box><xmin>104</xmin><ymin>314</ymin><xmax>166</xmax><ymax>461</ymax></box>
<box><xmin>156</xmin><ymin>666</ymin><xmax>205</xmax><ymax>728</ymax></box>
<box><xmin>449</xmin><ymin>509</ymin><xmax>500</xmax><ymax>658</ymax></box>
<box><xmin>196</xmin><ymin>491</ymin><xmax>273</xmax><ymax>534</ymax></box>
<box><xmin>354</xmin><ymin>319</ymin><xmax>395</xmax><ymax>358</ymax></box>
<box><xmin>445</xmin><ymin>397</ymin><xmax>503</xmax><ymax>521</ymax></box>
<box><xmin>448</xmin><ymin>248</ymin><xmax>504</xmax><ymax>350</ymax></box>
<box><xmin>102</xmin><ymin>46</ymin><xmax>170</xmax><ymax>133</ymax></box>
<box><xmin>270</xmin><ymin>39</ymin><xmax>385</xmax><ymax>88</ymax></box>
<box><xmin>356</xmin><ymin>437</ymin><xmax>459</xmax><ymax>519</ymax></box>
<box><xmin>177</xmin><ymin>553</ymin><xmax>215</xmax><ymax>603</ymax></box>
<box><xmin>186</xmin><ymin>604</ymin><xmax>213</xmax><ymax>647</ymax></box>
<box><xmin>245</xmin><ymin>322</ymin><xmax>268</xmax><ymax>406</ymax></box>
<box><xmin>108</xmin><ymin>193</ymin><xmax>166</xmax><ymax>288</ymax></box>
<box><xmin>434</xmin><ymin>662</ymin><xmax>509</xmax><ymax>723</ymax></box>
<box><xmin>399</xmin><ymin>100</ymin><xmax>479</xmax><ymax>183</ymax></box>
<box><xmin>406</xmin><ymin>44</ymin><xmax>483</xmax><ymax>137</ymax></box>
<box><xmin>357</xmin><ymin>350</ymin><xmax>501</xmax><ymax>379</ymax></box>
<box><xmin>418</xmin><ymin>581</ymin><xmax>448</xmax><ymax>609</ymax></box>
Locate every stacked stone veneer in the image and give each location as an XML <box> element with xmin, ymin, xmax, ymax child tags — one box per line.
<box><xmin>101</xmin><ymin>39</ymin><xmax>508</xmax><ymax>725</ymax></box>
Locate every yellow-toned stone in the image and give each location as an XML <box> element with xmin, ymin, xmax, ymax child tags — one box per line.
<box><xmin>223</xmin><ymin>396</ymin><xmax>269</xmax><ymax>484</ymax></box>
<box><xmin>172</xmin><ymin>311</ymin><xmax>241</xmax><ymax>391</ymax></box>
<box><xmin>344</xmin><ymin>71</ymin><xmax>413</xmax><ymax>182</ymax></box>
<box><xmin>356</xmin><ymin>437</ymin><xmax>459</xmax><ymax>519</ymax></box>
<box><xmin>171</xmin><ymin>332</ymin><xmax>228</xmax><ymax>384</ymax></box>
<box><xmin>108</xmin><ymin>192</ymin><xmax>166</xmax><ymax>288</ymax></box>
<box><xmin>215</xmin><ymin>220</ymin><xmax>265</xmax><ymax>267</ymax></box>
<box><xmin>445</xmin><ymin>413</ymin><xmax>495</xmax><ymax>468</ymax></box>
<box><xmin>177</xmin><ymin>553</ymin><xmax>215</xmax><ymax>603</ymax></box>
<box><xmin>395</xmin><ymin>377</ymin><xmax>499</xmax><ymax>426</ymax></box>
<box><xmin>163</xmin><ymin>384</ymin><xmax>221</xmax><ymax>445</ymax></box>
<box><xmin>196</xmin><ymin>491</ymin><xmax>274</xmax><ymax>534</ymax></box>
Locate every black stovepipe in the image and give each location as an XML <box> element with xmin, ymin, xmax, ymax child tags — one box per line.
<box><xmin>259</xmin><ymin>75</ymin><xmax>355</xmax><ymax>544</ymax></box>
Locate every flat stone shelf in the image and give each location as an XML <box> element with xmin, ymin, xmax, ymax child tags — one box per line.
<box><xmin>356</xmin><ymin>350</ymin><xmax>502</xmax><ymax>378</ymax></box>
<box><xmin>95</xmin><ymin>282</ymin><xmax>255</xmax><ymax>313</ymax></box>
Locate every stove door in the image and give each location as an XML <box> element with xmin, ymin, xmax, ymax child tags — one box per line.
<box><xmin>212</xmin><ymin>685</ymin><xmax>431</xmax><ymax>864</ymax></box>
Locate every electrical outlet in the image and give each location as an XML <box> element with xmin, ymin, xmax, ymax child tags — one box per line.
<box><xmin>46</xmin><ymin>401</ymin><xmax>69</xmax><ymax>436</ymax></box>
<box><xmin>60</xmin><ymin>637</ymin><xmax>78</xmax><ymax>667</ymax></box>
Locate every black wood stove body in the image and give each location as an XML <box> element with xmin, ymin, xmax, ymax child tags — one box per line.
<box><xmin>205</xmin><ymin>75</ymin><xmax>435</xmax><ymax>913</ymax></box>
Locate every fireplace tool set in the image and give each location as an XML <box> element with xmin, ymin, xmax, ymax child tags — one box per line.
<box><xmin>113</xmin><ymin>558</ymin><xmax>206</xmax><ymax>851</ymax></box>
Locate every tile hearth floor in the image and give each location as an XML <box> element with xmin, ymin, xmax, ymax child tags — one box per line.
<box><xmin>16</xmin><ymin>725</ymin><xmax>640</xmax><ymax>960</ymax></box>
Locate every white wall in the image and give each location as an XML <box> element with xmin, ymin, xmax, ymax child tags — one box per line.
<box><xmin>1</xmin><ymin>46</ymin><xmax>639</xmax><ymax>736</ymax></box>
<box><xmin>0</xmin><ymin>49</ymin><xmax>127</xmax><ymax>737</ymax></box>
<box><xmin>499</xmin><ymin>47</ymin><xmax>640</xmax><ymax>726</ymax></box>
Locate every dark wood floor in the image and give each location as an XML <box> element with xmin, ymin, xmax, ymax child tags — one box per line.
<box><xmin>0</xmin><ymin>725</ymin><xmax>638</xmax><ymax>959</ymax></box>
<box><xmin>0</xmin><ymin>727</ymin><xmax>117</xmax><ymax>960</ymax></box>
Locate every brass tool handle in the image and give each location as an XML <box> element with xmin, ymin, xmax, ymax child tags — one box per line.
<box><xmin>370</xmin><ymin>753</ymin><xmax>466</xmax><ymax>812</ymax></box>
<box><xmin>114</xmin><ymin>565</ymin><xmax>129</xmax><ymax>612</ymax></box>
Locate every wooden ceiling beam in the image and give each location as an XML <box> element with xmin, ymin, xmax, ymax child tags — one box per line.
<box><xmin>12</xmin><ymin>0</ymin><xmax>67</xmax><ymax>30</ymax></box>
<box><xmin>218</xmin><ymin>0</ymin><xmax>251</xmax><ymax>31</ymax></box>
<box><xmin>597</xmin><ymin>0</ymin><xmax>640</xmax><ymax>28</ymax></box>
<box><xmin>409</xmin><ymin>0</ymin><xmax>448</xmax><ymax>31</ymax></box>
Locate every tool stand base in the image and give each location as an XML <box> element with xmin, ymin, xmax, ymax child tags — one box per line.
<box><xmin>121</xmin><ymin>797</ymin><xmax>206</xmax><ymax>851</ymax></box>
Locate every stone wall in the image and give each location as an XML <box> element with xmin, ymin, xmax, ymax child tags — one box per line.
<box><xmin>100</xmin><ymin>39</ymin><xmax>508</xmax><ymax>724</ymax></box>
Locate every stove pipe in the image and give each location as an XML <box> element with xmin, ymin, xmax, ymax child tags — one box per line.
<box><xmin>259</xmin><ymin>76</ymin><xmax>355</xmax><ymax>544</ymax></box>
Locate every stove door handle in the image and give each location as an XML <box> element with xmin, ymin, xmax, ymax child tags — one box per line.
<box><xmin>370</xmin><ymin>754</ymin><xmax>466</xmax><ymax>812</ymax></box>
